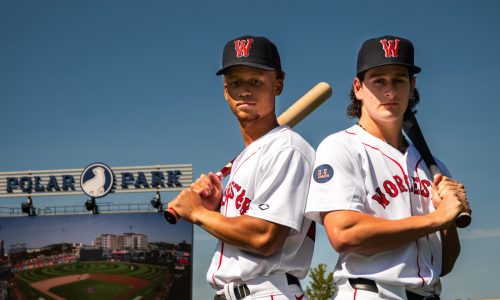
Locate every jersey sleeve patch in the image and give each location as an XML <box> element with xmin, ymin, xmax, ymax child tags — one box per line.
<box><xmin>313</xmin><ymin>164</ymin><xmax>334</xmax><ymax>183</ymax></box>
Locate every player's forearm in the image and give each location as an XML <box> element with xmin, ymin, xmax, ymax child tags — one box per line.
<box><xmin>340</xmin><ymin>217</ymin><xmax>438</xmax><ymax>256</ymax></box>
<box><xmin>193</xmin><ymin>211</ymin><xmax>287</xmax><ymax>256</ymax></box>
<box><xmin>324</xmin><ymin>211</ymin><xmax>443</xmax><ymax>256</ymax></box>
<box><xmin>440</xmin><ymin>225</ymin><xmax>460</xmax><ymax>276</ymax></box>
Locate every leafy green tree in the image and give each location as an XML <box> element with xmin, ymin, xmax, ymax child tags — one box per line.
<box><xmin>305</xmin><ymin>263</ymin><xmax>334</xmax><ymax>300</ymax></box>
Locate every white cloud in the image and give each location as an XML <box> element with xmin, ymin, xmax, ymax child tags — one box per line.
<box><xmin>460</xmin><ymin>227</ymin><xmax>500</xmax><ymax>239</ymax></box>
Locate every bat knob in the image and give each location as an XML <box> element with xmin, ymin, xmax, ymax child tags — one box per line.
<box><xmin>456</xmin><ymin>212</ymin><xmax>471</xmax><ymax>228</ymax></box>
<box><xmin>164</xmin><ymin>208</ymin><xmax>179</xmax><ymax>224</ymax></box>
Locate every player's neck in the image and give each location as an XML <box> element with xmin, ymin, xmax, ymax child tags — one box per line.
<box><xmin>358</xmin><ymin>118</ymin><xmax>407</xmax><ymax>153</ymax></box>
<box><xmin>239</xmin><ymin>114</ymin><xmax>280</xmax><ymax>146</ymax></box>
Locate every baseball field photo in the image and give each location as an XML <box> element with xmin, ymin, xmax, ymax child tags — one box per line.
<box><xmin>0</xmin><ymin>213</ymin><xmax>193</xmax><ymax>299</ymax></box>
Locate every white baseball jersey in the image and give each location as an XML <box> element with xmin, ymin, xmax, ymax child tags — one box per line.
<box><xmin>305</xmin><ymin>125</ymin><xmax>450</xmax><ymax>294</ymax></box>
<box><xmin>207</xmin><ymin>125</ymin><xmax>315</xmax><ymax>289</ymax></box>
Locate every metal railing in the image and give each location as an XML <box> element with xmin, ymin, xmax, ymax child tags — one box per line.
<box><xmin>0</xmin><ymin>202</ymin><xmax>160</xmax><ymax>217</ymax></box>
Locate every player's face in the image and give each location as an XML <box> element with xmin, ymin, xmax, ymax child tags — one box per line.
<box><xmin>354</xmin><ymin>65</ymin><xmax>415</xmax><ymax>124</ymax></box>
<box><xmin>223</xmin><ymin>66</ymin><xmax>283</xmax><ymax>123</ymax></box>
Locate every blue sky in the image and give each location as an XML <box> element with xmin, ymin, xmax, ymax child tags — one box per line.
<box><xmin>0</xmin><ymin>213</ymin><xmax>193</xmax><ymax>247</ymax></box>
<box><xmin>1</xmin><ymin>1</ymin><xmax>499</xmax><ymax>299</ymax></box>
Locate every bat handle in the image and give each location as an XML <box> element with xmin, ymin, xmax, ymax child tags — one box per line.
<box><xmin>164</xmin><ymin>208</ymin><xmax>179</xmax><ymax>224</ymax></box>
<box><xmin>456</xmin><ymin>212</ymin><xmax>471</xmax><ymax>228</ymax></box>
<box><xmin>215</xmin><ymin>161</ymin><xmax>233</xmax><ymax>180</ymax></box>
<box><xmin>404</xmin><ymin>110</ymin><xmax>471</xmax><ymax>229</ymax></box>
<box><xmin>428</xmin><ymin>165</ymin><xmax>441</xmax><ymax>179</ymax></box>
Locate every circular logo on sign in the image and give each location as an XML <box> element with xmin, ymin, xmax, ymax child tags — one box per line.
<box><xmin>313</xmin><ymin>164</ymin><xmax>334</xmax><ymax>183</ymax></box>
<box><xmin>80</xmin><ymin>163</ymin><xmax>114</xmax><ymax>198</ymax></box>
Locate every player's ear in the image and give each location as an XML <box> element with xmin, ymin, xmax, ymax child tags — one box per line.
<box><xmin>353</xmin><ymin>77</ymin><xmax>363</xmax><ymax>101</ymax></box>
<box><xmin>274</xmin><ymin>79</ymin><xmax>284</xmax><ymax>96</ymax></box>
<box><xmin>274</xmin><ymin>72</ymin><xmax>285</xmax><ymax>96</ymax></box>
<box><xmin>223</xmin><ymin>80</ymin><xmax>230</xmax><ymax>101</ymax></box>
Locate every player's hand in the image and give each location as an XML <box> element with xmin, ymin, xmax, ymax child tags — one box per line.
<box><xmin>190</xmin><ymin>173</ymin><xmax>223</xmax><ymax>211</ymax></box>
<box><xmin>168</xmin><ymin>188</ymin><xmax>204</xmax><ymax>224</ymax></box>
<box><xmin>431</xmin><ymin>174</ymin><xmax>471</xmax><ymax>229</ymax></box>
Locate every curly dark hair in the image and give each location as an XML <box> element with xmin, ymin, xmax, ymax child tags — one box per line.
<box><xmin>347</xmin><ymin>73</ymin><xmax>420</xmax><ymax>119</ymax></box>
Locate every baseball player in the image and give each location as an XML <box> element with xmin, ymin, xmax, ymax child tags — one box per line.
<box><xmin>169</xmin><ymin>35</ymin><xmax>315</xmax><ymax>300</ymax></box>
<box><xmin>305</xmin><ymin>35</ymin><xmax>471</xmax><ymax>299</ymax></box>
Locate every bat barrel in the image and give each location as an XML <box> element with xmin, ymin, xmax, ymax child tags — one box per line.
<box><xmin>277</xmin><ymin>82</ymin><xmax>332</xmax><ymax>128</ymax></box>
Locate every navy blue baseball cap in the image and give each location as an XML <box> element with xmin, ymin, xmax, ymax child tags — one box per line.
<box><xmin>357</xmin><ymin>35</ymin><xmax>421</xmax><ymax>76</ymax></box>
<box><xmin>216</xmin><ymin>35</ymin><xmax>282</xmax><ymax>75</ymax></box>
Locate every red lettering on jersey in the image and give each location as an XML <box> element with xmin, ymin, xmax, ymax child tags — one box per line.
<box><xmin>393</xmin><ymin>175</ymin><xmax>408</xmax><ymax>193</ymax></box>
<box><xmin>223</xmin><ymin>182</ymin><xmax>235</xmax><ymax>201</ymax></box>
<box><xmin>235</xmin><ymin>189</ymin><xmax>251</xmax><ymax>215</ymax></box>
<box><xmin>413</xmin><ymin>177</ymin><xmax>421</xmax><ymax>195</ymax></box>
<box><xmin>371</xmin><ymin>174</ymin><xmax>431</xmax><ymax>210</ymax></box>
<box><xmin>240</xmin><ymin>197</ymin><xmax>251</xmax><ymax>215</ymax></box>
<box><xmin>234</xmin><ymin>39</ymin><xmax>254</xmax><ymax>57</ymax></box>
<box><xmin>383</xmin><ymin>180</ymin><xmax>399</xmax><ymax>197</ymax></box>
<box><xmin>223</xmin><ymin>181</ymin><xmax>242</xmax><ymax>206</ymax></box>
<box><xmin>224</xmin><ymin>180</ymin><xmax>252</xmax><ymax>215</ymax></box>
<box><xmin>372</xmin><ymin>188</ymin><xmax>390</xmax><ymax>208</ymax></box>
<box><xmin>233</xmin><ymin>182</ymin><xmax>241</xmax><ymax>192</ymax></box>
<box><xmin>222</xmin><ymin>183</ymin><xmax>232</xmax><ymax>206</ymax></box>
<box><xmin>420</xmin><ymin>179</ymin><xmax>431</xmax><ymax>197</ymax></box>
<box><xmin>405</xmin><ymin>175</ymin><xmax>413</xmax><ymax>193</ymax></box>
<box><xmin>235</xmin><ymin>190</ymin><xmax>246</xmax><ymax>209</ymax></box>
<box><xmin>379</xmin><ymin>39</ymin><xmax>400</xmax><ymax>58</ymax></box>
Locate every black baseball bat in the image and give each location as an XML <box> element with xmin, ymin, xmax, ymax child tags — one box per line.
<box><xmin>403</xmin><ymin>109</ymin><xmax>471</xmax><ymax>228</ymax></box>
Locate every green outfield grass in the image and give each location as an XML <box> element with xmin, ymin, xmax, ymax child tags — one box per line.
<box><xmin>17</xmin><ymin>261</ymin><xmax>167</xmax><ymax>283</ymax></box>
<box><xmin>49</xmin><ymin>279</ymin><xmax>130</xmax><ymax>300</ymax></box>
<box><xmin>15</xmin><ymin>261</ymin><xmax>171</xmax><ymax>300</ymax></box>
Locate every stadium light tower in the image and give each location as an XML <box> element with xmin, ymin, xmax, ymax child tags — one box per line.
<box><xmin>150</xmin><ymin>192</ymin><xmax>163</xmax><ymax>212</ymax></box>
<box><xmin>21</xmin><ymin>196</ymin><xmax>36</xmax><ymax>216</ymax></box>
<box><xmin>85</xmin><ymin>197</ymin><xmax>99</xmax><ymax>214</ymax></box>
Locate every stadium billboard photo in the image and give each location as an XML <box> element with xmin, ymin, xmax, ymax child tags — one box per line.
<box><xmin>0</xmin><ymin>212</ymin><xmax>193</xmax><ymax>300</ymax></box>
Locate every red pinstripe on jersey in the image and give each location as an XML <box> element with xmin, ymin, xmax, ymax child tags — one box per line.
<box><xmin>210</xmin><ymin>147</ymin><xmax>262</xmax><ymax>287</ymax></box>
<box><xmin>343</xmin><ymin>129</ymin><xmax>427</xmax><ymax>286</ymax></box>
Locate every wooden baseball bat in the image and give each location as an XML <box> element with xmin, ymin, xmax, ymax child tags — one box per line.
<box><xmin>164</xmin><ymin>82</ymin><xmax>333</xmax><ymax>224</ymax></box>
<box><xmin>403</xmin><ymin>109</ymin><xmax>471</xmax><ymax>228</ymax></box>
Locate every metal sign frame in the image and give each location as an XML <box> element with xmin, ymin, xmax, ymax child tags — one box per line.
<box><xmin>0</xmin><ymin>164</ymin><xmax>193</xmax><ymax>198</ymax></box>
